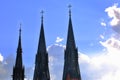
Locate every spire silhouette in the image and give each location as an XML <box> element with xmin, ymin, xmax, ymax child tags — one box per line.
<box><xmin>12</xmin><ymin>23</ymin><xmax>25</xmax><ymax>80</ymax></box>
<box><xmin>62</xmin><ymin>6</ymin><xmax>81</xmax><ymax>80</ymax></box>
<box><xmin>66</xmin><ymin>5</ymin><xmax>76</xmax><ymax>51</ymax></box>
<box><xmin>33</xmin><ymin>11</ymin><xmax>50</xmax><ymax>80</ymax></box>
<box><xmin>16</xmin><ymin>23</ymin><xmax>22</xmax><ymax>68</ymax></box>
<box><xmin>37</xmin><ymin>10</ymin><xmax>46</xmax><ymax>54</ymax></box>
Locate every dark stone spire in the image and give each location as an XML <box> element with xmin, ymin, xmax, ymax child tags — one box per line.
<box><xmin>33</xmin><ymin>11</ymin><xmax>50</xmax><ymax>80</ymax></box>
<box><xmin>12</xmin><ymin>24</ymin><xmax>25</xmax><ymax>80</ymax></box>
<box><xmin>66</xmin><ymin>5</ymin><xmax>76</xmax><ymax>51</ymax></box>
<box><xmin>15</xmin><ymin>24</ymin><xmax>22</xmax><ymax>68</ymax></box>
<box><xmin>37</xmin><ymin>11</ymin><xmax>46</xmax><ymax>54</ymax></box>
<box><xmin>62</xmin><ymin>5</ymin><xmax>81</xmax><ymax>80</ymax></box>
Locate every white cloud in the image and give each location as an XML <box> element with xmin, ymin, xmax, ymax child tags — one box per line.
<box><xmin>24</xmin><ymin>78</ymin><xmax>32</xmax><ymax>80</ymax></box>
<box><xmin>100</xmin><ymin>35</ymin><xmax>105</xmax><ymax>39</ymax></box>
<box><xmin>0</xmin><ymin>53</ymin><xmax>3</xmax><ymax>62</ymax></box>
<box><xmin>50</xmin><ymin>74</ymin><xmax>56</xmax><ymax>80</ymax></box>
<box><xmin>47</xmin><ymin>43</ymin><xmax>65</xmax><ymax>51</ymax></box>
<box><xmin>100</xmin><ymin>37</ymin><xmax>120</xmax><ymax>51</ymax></box>
<box><xmin>0</xmin><ymin>54</ymin><xmax>15</xmax><ymax>80</ymax></box>
<box><xmin>105</xmin><ymin>3</ymin><xmax>120</xmax><ymax>26</ymax></box>
<box><xmin>55</xmin><ymin>37</ymin><xmax>64</xmax><ymax>43</ymax></box>
<box><xmin>49</xmin><ymin>56</ymin><xmax>56</xmax><ymax>66</ymax></box>
<box><xmin>101</xmin><ymin>22</ymin><xmax>106</xmax><ymax>27</ymax></box>
<box><xmin>105</xmin><ymin>3</ymin><xmax>120</xmax><ymax>33</ymax></box>
<box><xmin>100</xmin><ymin>71</ymin><xmax>120</xmax><ymax>80</ymax></box>
<box><xmin>79</xmin><ymin>52</ymin><xmax>90</xmax><ymax>63</ymax></box>
<box><xmin>47</xmin><ymin>44</ymin><xmax>64</xmax><ymax>80</ymax></box>
<box><xmin>79</xmin><ymin>36</ymin><xmax>120</xmax><ymax>80</ymax></box>
<box><xmin>25</xmin><ymin>67</ymin><xmax>34</xmax><ymax>80</ymax></box>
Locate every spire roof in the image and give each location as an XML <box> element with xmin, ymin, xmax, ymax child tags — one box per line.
<box><xmin>63</xmin><ymin>6</ymin><xmax>81</xmax><ymax>80</ymax></box>
<box><xmin>37</xmin><ymin>11</ymin><xmax>46</xmax><ymax>54</ymax></box>
<box><xmin>15</xmin><ymin>23</ymin><xmax>23</xmax><ymax>68</ymax></box>
<box><xmin>33</xmin><ymin>11</ymin><xmax>50</xmax><ymax>80</ymax></box>
<box><xmin>66</xmin><ymin>5</ymin><xmax>76</xmax><ymax>50</ymax></box>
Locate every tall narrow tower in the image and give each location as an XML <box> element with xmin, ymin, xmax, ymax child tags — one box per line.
<box><xmin>62</xmin><ymin>5</ymin><xmax>81</xmax><ymax>80</ymax></box>
<box><xmin>12</xmin><ymin>24</ymin><xmax>25</xmax><ymax>80</ymax></box>
<box><xmin>33</xmin><ymin>11</ymin><xmax>50</xmax><ymax>80</ymax></box>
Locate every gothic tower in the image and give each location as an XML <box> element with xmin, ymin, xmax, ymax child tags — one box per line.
<box><xmin>12</xmin><ymin>24</ymin><xmax>25</xmax><ymax>80</ymax></box>
<box><xmin>62</xmin><ymin>6</ymin><xmax>81</xmax><ymax>80</ymax></box>
<box><xmin>33</xmin><ymin>11</ymin><xmax>50</xmax><ymax>80</ymax></box>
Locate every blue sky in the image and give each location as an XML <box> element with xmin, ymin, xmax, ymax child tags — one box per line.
<box><xmin>1</xmin><ymin>0</ymin><xmax>120</xmax><ymax>80</ymax></box>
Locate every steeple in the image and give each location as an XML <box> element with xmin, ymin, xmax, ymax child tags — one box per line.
<box><xmin>62</xmin><ymin>5</ymin><xmax>81</xmax><ymax>80</ymax></box>
<box><xmin>37</xmin><ymin>10</ymin><xmax>46</xmax><ymax>54</ymax></box>
<box><xmin>33</xmin><ymin>11</ymin><xmax>50</xmax><ymax>80</ymax></box>
<box><xmin>66</xmin><ymin>5</ymin><xmax>76</xmax><ymax>51</ymax></box>
<box><xmin>15</xmin><ymin>23</ymin><xmax>22</xmax><ymax>68</ymax></box>
<box><xmin>12</xmin><ymin>24</ymin><xmax>25</xmax><ymax>80</ymax></box>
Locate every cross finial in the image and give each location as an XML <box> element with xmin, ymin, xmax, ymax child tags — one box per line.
<box><xmin>41</xmin><ymin>10</ymin><xmax>44</xmax><ymax>22</ymax></box>
<box><xmin>68</xmin><ymin>4</ymin><xmax>72</xmax><ymax>9</ymax></box>
<box><xmin>41</xmin><ymin>10</ymin><xmax>44</xmax><ymax>16</ymax></box>
<box><xmin>19</xmin><ymin>23</ymin><xmax>22</xmax><ymax>36</ymax></box>
<box><xmin>68</xmin><ymin>4</ymin><xmax>72</xmax><ymax>16</ymax></box>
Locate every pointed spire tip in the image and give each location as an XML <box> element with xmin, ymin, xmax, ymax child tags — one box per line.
<box><xmin>19</xmin><ymin>23</ymin><xmax>22</xmax><ymax>36</ymax></box>
<box><xmin>41</xmin><ymin>10</ymin><xmax>44</xmax><ymax>22</ymax></box>
<box><xmin>68</xmin><ymin>4</ymin><xmax>72</xmax><ymax>17</ymax></box>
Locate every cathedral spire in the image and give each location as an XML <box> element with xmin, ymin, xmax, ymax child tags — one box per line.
<box><xmin>15</xmin><ymin>23</ymin><xmax>22</xmax><ymax>68</ymax></box>
<box><xmin>37</xmin><ymin>10</ymin><xmax>46</xmax><ymax>54</ymax></box>
<box><xmin>62</xmin><ymin>5</ymin><xmax>81</xmax><ymax>80</ymax></box>
<box><xmin>66</xmin><ymin>5</ymin><xmax>76</xmax><ymax>50</ymax></box>
<box><xmin>33</xmin><ymin>11</ymin><xmax>50</xmax><ymax>80</ymax></box>
<box><xmin>12</xmin><ymin>23</ymin><xmax>25</xmax><ymax>80</ymax></box>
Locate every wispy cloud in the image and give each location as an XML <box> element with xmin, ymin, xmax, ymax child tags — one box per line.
<box><xmin>55</xmin><ymin>37</ymin><xmax>64</xmax><ymax>43</ymax></box>
<box><xmin>100</xmin><ymin>34</ymin><xmax>105</xmax><ymax>39</ymax></box>
<box><xmin>101</xmin><ymin>22</ymin><xmax>107</xmax><ymax>27</ymax></box>
<box><xmin>105</xmin><ymin>3</ymin><xmax>120</xmax><ymax>33</ymax></box>
<box><xmin>25</xmin><ymin>67</ymin><xmax>34</xmax><ymax>80</ymax></box>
